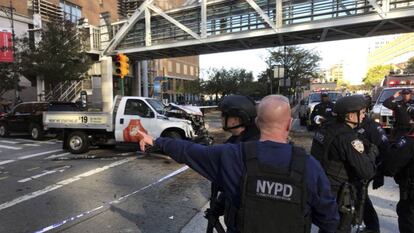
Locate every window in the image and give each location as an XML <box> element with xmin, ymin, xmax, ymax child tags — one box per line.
<box><xmin>176</xmin><ymin>63</ymin><xmax>181</xmax><ymax>74</ymax></box>
<box><xmin>124</xmin><ymin>99</ymin><xmax>153</xmax><ymax>118</ymax></box>
<box><xmin>190</xmin><ymin>66</ymin><xmax>194</xmax><ymax>76</ymax></box>
<box><xmin>13</xmin><ymin>104</ymin><xmax>31</xmax><ymax>115</ymax></box>
<box><xmin>168</xmin><ymin>61</ymin><xmax>173</xmax><ymax>72</ymax></box>
<box><xmin>183</xmin><ymin>64</ymin><xmax>188</xmax><ymax>75</ymax></box>
<box><xmin>60</xmin><ymin>1</ymin><xmax>82</xmax><ymax>23</ymax></box>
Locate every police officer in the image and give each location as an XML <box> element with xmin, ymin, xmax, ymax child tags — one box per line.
<box><xmin>355</xmin><ymin>95</ymin><xmax>389</xmax><ymax>233</ymax></box>
<box><xmin>310</xmin><ymin>92</ymin><xmax>335</xmax><ymax>127</ymax></box>
<box><xmin>137</xmin><ymin>95</ymin><xmax>339</xmax><ymax>233</ymax></box>
<box><xmin>383</xmin><ymin>88</ymin><xmax>414</xmax><ymax>140</ymax></box>
<box><xmin>311</xmin><ymin>95</ymin><xmax>378</xmax><ymax>233</ymax></box>
<box><xmin>218</xmin><ymin>95</ymin><xmax>260</xmax><ymax>144</ymax></box>
<box><xmin>383</xmin><ymin>107</ymin><xmax>414</xmax><ymax>233</ymax></box>
<box><xmin>205</xmin><ymin>95</ymin><xmax>260</xmax><ymax>233</ymax></box>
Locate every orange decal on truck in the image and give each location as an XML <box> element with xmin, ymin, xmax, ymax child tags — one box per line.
<box><xmin>123</xmin><ymin>119</ymin><xmax>148</xmax><ymax>142</ymax></box>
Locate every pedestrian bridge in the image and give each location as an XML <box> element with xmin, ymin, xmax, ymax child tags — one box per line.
<box><xmin>104</xmin><ymin>0</ymin><xmax>414</xmax><ymax>60</ymax></box>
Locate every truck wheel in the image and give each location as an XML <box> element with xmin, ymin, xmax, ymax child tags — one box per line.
<box><xmin>165</xmin><ymin>131</ymin><xmax>183</xmax><ymax>139</ymax></box>
<box><xmin>0</xmin><ymin>123</ymin><xmax>9</xmax><ymax>137</ymax></box>
<box><xmin>67</xmin><ymin>131</ymin><xmax>90</xmax><ymax>154</ymax></box>
<box><xmin>29</xmin><ymin>124</ymin><xmax>44</xmax><ymax>140</ymax></box>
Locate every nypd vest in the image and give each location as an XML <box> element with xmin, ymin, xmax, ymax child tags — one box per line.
<box><xmin>311</xmin><ymin>124</ymin><xmax>351</xmax><ymax>194</ymax></box>
<box><xmin>238</xmin><ymin>141</ymin><xmax>310</xmax><ymax>233</ymax></box>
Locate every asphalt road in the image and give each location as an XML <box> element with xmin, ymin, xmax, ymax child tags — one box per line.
<box><xmin>0</xmin><ymin>136</ymin><xmax>210</xmax><ymax>233</ymax></box>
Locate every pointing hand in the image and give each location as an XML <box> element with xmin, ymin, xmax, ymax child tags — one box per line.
<box><xmin>136</xmin><ymin>129</ymin><xmax>154</xmax><ymax>151</ymax></box>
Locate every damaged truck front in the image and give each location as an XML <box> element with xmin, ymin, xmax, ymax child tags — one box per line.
<box><xmin>43</xmin><ymin>96</ymin><xmax>213</xmax><ymax>154</ymax></box>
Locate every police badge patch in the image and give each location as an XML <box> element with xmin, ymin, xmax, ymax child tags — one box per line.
<box><xmin>351</xmin><ymin>139</ymin><xmax>364</xmax><ymax>153</ymax></box>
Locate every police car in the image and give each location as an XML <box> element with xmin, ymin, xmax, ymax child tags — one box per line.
<box><xmin>305</xmin><ymin>91</ymin><xmax>343</xmax><ymax>129</ymax></box>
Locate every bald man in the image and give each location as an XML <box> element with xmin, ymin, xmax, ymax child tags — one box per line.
<box><xmin>137</xmin><ymin>95</ymin><xmax>339</xmax><ymax>233</ymax></box>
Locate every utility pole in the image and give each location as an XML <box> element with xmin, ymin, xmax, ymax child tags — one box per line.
<box><xmin>283</xmin><ymin>45</ymin><xmax>287</xmax><ymax>97</ymax></box>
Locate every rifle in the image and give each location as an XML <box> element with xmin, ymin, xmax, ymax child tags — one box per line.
<box><xmin>354</xmin><ymin>180</ymin><xmax>369</xmax><ymax>233</ymax></box>
<box><xmin>337</xmin><ymin>182</ymin><xmax>355</xmax><ymax>233</ymax></box>
<box><xmin>205</xmin><ymin>185</ymin><xmax>226</xmax><ymax>233</ymax></box>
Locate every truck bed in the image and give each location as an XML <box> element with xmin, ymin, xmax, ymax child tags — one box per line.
<box><xmin>43</xmin><ymin>111</ymin><xmax>113</xmax><ymax>131</ymax></box>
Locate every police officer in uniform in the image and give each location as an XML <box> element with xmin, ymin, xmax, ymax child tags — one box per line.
<box><xmin>137</xmin><ymin>95</ymin><xmax>339</xmax><ymax>233</ymax></box>
<box><xmin>383</xmin><ymin>88</ymin><xmax>414</xmax><ymax>140</ymax></box>
<box><xmin>355</xmin><ymin>95</ymin><xmax>389</xmax><ymax>233</ymax></box>
<box><xmin>205</xmin><ymin>95</ymin><xmax>260</xmax><ymax>233</ymax></box>
<box><xmin>383</xmin><ymin>107</ymin><xmax>414</xmax><ymax>233</ymax></box>
<box><xmin>310</xmin><ymin>92</ymin><xmax>335</xmax><ymax>127</ymax></box>
<box><xmin>311</xmin><ymin>95</ymin><xmax>378</xmax><ymax>233</ymax></box>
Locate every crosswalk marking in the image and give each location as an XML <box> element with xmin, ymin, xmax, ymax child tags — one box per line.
<box><xmin>0</xmin><ymin>149</ymin><xmax>63</xmax><ymax>166</ymax></box>
<box><xmin>0</xmin><ymin>144</ymin><xmax>22</xmax><ymax>150</ymax></box>
<box><xmin>15</xmin><ymin>138</ymin><xmax>57</xmax><ymax>145</ymax></box>
<box><xmin>0</xmin><ymin>158</ymin><xmax>135</xmax><ymax>211</ymax></box>
<box><xmin>44</xmin><ymin>152</ymin><xmax>70</xmax><ymax>160</ymax></box>
<box><xmin>18</xmin><ymin>166</ymin><xmax>71</xmax><ymax>183</ymax></box>
<box><xmin>22</xmin><ymin>144</ymin><xmax>41</xmax><ymax>147</ymax></box>
<box><xmin>0</xmin><ymin>140</ymin><xmax>19</xmax><ymax>144</ymax></box>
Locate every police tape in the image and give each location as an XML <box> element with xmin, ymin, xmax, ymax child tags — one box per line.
<box><xmin>33</xmin><ymin>165</ymin><xmax>190</xmax><ymax>233</ymax></box>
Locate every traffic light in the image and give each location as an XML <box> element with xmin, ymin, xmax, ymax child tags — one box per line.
<box><xmin>114</xmin><ymin>53</ymin><xmax>129</xmax><ymax>78</ymax></box>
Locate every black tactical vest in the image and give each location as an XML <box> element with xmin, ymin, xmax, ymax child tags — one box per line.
<box><xmin>238</xmin><ymin>141</ymin><xmax>311</xmax><ymax>233</ymax></box>
<box><xmin>310</xmin><ymin>124</ymin><xmax>351</xmax><ymax>194</ymax></box>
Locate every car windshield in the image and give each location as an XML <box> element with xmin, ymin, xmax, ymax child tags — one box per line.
<box><xmin>146</xmin><ymin>99</ymin><xmax>166</xmax><ymax>115</ymax></box>
<box><xmin>378</xmin><ymin>89</ymin><xmax>414</xmax><ymax>103</ymax></box>
<box><xmin>309</xmin><ymin>93</ymin><xmax>342</xmax><ymax>103</ymax></box>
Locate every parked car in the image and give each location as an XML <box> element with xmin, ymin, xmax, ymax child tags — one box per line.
<box><xmin>0</xmin><ymin>101</ymin><xmax>81</xmax><ymax>140</ymax></box>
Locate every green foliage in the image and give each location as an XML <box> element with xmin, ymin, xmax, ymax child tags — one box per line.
<box><xmin>19</xmin><ymin>20</ymin><xmax>92</xmax><ymax>88</ymax></box>
<box><xmin>363</xmin><ymin>65</ymin><xmax>393</xmax><ymax>87</ymax></box>
<box><xmin>405</xmin><ymin>57</ymin><xmax>414</xmax><ymax>74</ymax></box>
<box><xmin>265</xmin><ymin>46</ymin><xmax>321</xmax><ymax>95</ymax></box>
<box><xmin>203</xmin><ymin>68</ymin><xmax>261</xmax><ymax>100</ymax></box>
<box><xmin>0</xmin><ymin>62</ymin><xmax>21</xmax><ymax>97</ymax></box>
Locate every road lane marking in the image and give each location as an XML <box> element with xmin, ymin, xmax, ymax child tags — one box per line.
<box><xmin>0</xmin><ymin>157</ymin><xmax>135</xmax><ymax>211</ymax></box>
<box><xmin>27</xmin><ymin>167</ymin><xmax>40</xmax><ymax>172</ymax></box>
<box><xmin>34</xmin><ymin>165</ymin><xmax>189</xmax><ymax>233</ymax></box>
<box><xmin>0</xmin><ymin>144</ymin><xmax>22</xmax><ymax>150</ymax></box>
<box><xmin>0</xmin><ymin>176</ymin><xmax>8</xmax><ymax>181</ymax></box>
<box><xmin>22</xmin><ymin>144</ymin><xmax>41</xmax><ymax>147</ymax></box>
<box><xmin>0</xmin><ymin>149</ymin><xmax>62</xmax><ymax>166</ymax></box>
<box><xmin>44</xmin><ymin>152</ymin><xmax>70</xmax><ymax>160</ymax></box>
<box><xmin>18</xmin><ymin>166</ymin><xmax>71</xmax><ymax>183</ymax></box>
<box><xmin>18</xmin><ymin>149</ymin><xmax>62</xmax><ymax>160</ymax></box>
<box><xmin>0</xmin><ymin>140</ymin><xmax>19</xmax><ymax>144</ymax></box>
<box><xmin>15</xmin><ymin>139</ymin><xmax>56</xmax><ymax>144</ymax></box>
<box><xmin>0</xmin><ymin>160</ymin><xmax>15</xmax><ymax>165</ymax></box>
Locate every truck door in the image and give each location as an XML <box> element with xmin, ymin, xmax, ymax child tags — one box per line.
<box><xmin>115</xmin><ymin>98</ymin><xmax>156</xmax><ymax>142</ymax></box>
<box><xmin>8</xmin><ymin>103</ymin><xmax>31</xmax><ymax>132</ymax></box>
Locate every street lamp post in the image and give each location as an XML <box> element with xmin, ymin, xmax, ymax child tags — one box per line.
<box><xmin>273</xmin><ymin>65</ymin><xmax>284</xmax><ymax>94</ymax></box>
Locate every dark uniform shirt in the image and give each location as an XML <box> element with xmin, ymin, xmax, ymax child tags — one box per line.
<box><xmin>311</xmin><ymin>121</ymin><xmax>377</xmax><ymax>193</ymax></box>
<box><xmin>383</xmin><ymin>96</ymin><xmax>414</xmax><ymax>130</ymax></box>
<box><xmin>155</xmin><ymin>138</ymin><xmax>340</xmax><ymax>233</ymax></box>
<box><xmin>384</xmin><ymin>136</ymin><xmax>414</xmax><ymax>184</ymax></box>
<box><xmin>310</xmin><ymin>101</ymin><xmax>335</xmax><ymax>124</ymax></box>
<box><xmin>358</xmin><ymin>117</ymin><xmax>389</xmax><ymax>148</ymax></box>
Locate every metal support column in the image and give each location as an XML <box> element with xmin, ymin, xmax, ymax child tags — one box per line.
<box><xmin>142</xmin><ymin>60</ymin><xmax>149</xmax><ymax>97</ymax></box>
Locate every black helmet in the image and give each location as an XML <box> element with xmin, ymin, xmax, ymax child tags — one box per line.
<box><xmin>334</xmin><ymin>95</ymin><xmax>366</xmax><ymax>115</ymax></box>
<box><xmin>218</xmin><ymin>95</ymin><xmax>256</xmax><ymax>126</ymax></box>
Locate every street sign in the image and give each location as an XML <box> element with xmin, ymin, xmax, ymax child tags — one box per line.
<box><xmin>0</xmin><ymin>29</ymin><xmax>13</xmax><ymax>63</ymax></box>
<box><xmin>279</xmin><ymin>78</ymin><xmax>291</xmax><ymax>87</ymax></box>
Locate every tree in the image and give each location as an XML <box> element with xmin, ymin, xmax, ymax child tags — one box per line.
<box><xmin>204</xmin><ymin>68</ymin><xmax>257</xmax><ymax>99</ymax></box>
<box><xmin>0</xmin><ymin>62</ymin><xmax>21</xmax><ymax>97</ymax></box>
<box><xmin>363</xmin><ymin>65</ymin><xmax>393</xmax><ymax>87</ymax></box>
<box><xmin>405</xmin><ymin>57</ymin><xmax>414</xmax><ymax>74</ymax></box>
<box><xmin>265</xmin><ymin>46</ymin><xmax>321</xmax><ymax>96</ymax></box>
<box><xmin>19</xmin><ymin>20</ymin><xmax>92</xmax><ymax>89</ymax></box>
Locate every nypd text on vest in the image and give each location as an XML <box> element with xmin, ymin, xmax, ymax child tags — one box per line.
<box><xmin>256</xmin><ymin>179</ymin><xmax>293</xmax><ymax>200</ymax></box>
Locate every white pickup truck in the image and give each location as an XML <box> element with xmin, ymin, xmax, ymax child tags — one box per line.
<box><xmin>43</xmin><ymin>96</ymin><xmax>208</xmax><ymax>154</ymax></box>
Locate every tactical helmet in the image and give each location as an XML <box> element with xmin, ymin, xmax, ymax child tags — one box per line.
<box><xmin>333</xmin><ymin>95</ymin><xmax>366</xmax><ymax>115</ymax></box>
<box><xmin>218</xmin><ymin>95</ymin><xmax>257</xmax><ymax>126</ymax></box>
